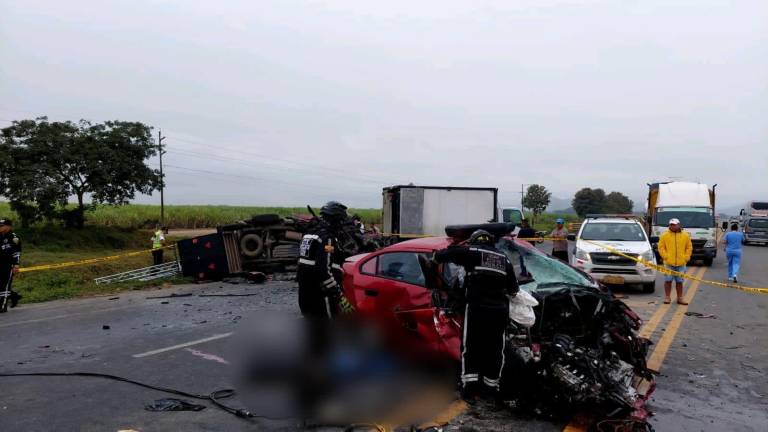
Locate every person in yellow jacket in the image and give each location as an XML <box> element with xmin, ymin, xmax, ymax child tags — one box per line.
<box><xmin>151</xmin><ymin>224</ymin><xmax>166</xmax><ymax>266</ymax></box>
<box><xmin>658</xmin><ymin>218</ymin><xmax>692</xmax><ymax>305</ymax></box>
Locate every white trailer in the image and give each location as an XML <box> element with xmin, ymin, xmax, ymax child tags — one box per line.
<box><xmin>382</xmin><ymin>185</ymin><xmax>499</xmax><ymax>237</ymax></box>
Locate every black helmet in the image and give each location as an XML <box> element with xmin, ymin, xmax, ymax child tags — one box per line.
<box><xmin>468</xmin><ymin>229</ymin><xmax>494</xmax><ymax>246</ymax></box>
<box><xmin>320</xmin><ymin>201</ymin><xmax>349</xmax><ymax>225</ymax></box>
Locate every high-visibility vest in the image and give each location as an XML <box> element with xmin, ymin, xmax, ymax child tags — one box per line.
<box><xmin>152</xmin><ymin>230</ymin><xmax>164</xmax><ymax>249</ymax></box>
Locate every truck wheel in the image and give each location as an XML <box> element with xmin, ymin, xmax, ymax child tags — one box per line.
<box><xmin>703</xmin><ymin>257</ymin><xmax>714</xmax><ymax>266</ymax></box>
<box><xmin>240</xmin><ymin>233</ymin><xmax>264</xmax><ymax>258</ymax></box>
<box><xmin>642</xmin><ymin>282</ymin><xmax>656</xmax><ymax>294</ymax></box>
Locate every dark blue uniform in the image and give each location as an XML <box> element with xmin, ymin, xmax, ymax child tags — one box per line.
<box><xmin>297</xmin><ymin>227</ymin><xmax>345</xmax><ymax>320</ymax></box>
<box><xmin>0</xmin><ymin>230</ymin><xmax>22</xmax><ymax>312</ymax></box>
<box><xmin>435</xmin><ymin>244</ymin><xmax>519</xmax><ymax>394</ymax></box>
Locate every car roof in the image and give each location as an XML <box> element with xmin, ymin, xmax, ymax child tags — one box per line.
<box><xmin>384</xmin><ymin>236</ymin><xmax>455</xmax><ymax>251</ymax></box>
<box><xmin>583</xmin><ymin>218</ymin><xmax>640</xmax><ymax>224</ymax></box>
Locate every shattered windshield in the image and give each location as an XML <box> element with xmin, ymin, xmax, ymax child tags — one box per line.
<box><xmin>496</xmin><ymin>239</ymin><xmax>596</xmax><ymax>292</ymax></box>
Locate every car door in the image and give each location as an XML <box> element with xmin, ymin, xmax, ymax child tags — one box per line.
<box><xmin>352</xmin><ymin>250</ymin><xmax>458</xmax><ymax>357</ymax></box>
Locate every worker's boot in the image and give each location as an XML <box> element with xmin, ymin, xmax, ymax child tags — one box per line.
<box><xmin>9</xmin><ymin>291</ymin><xmax>21</xmax><ymax>308</ymax></box>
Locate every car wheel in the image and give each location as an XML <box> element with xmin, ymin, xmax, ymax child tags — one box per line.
<box><xmin>642</xmin><ymin>282</ymin><xmax>655</xmax><ymax>294</ymax></box>
<box><xmin>703</xmin><ymin>257</ymin><xmax>714</xmax><ymax>266</ymax></box>
<box><xmin>240</xmin><ymin>232</ymin><xmax>265</xmax><ymax>258</ymax></box>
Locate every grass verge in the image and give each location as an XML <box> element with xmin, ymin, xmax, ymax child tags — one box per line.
<box><xmin>12</xmin><ymin>226</ymin><xmax>191</xmax><ymax>304</ymax></box>
<box><xmin>0</xmin><ymin>202</ymin><xmax>382</xmax><ymax>229</ymax></box>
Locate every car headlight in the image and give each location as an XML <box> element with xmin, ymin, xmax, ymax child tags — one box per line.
<box><xmin>704</xmin><ymin>239</ymin><xmax>715</xmax><ymax>248</ymax></box>
<box><xmin>641</xmin><ymin>249</ymin><xmax>656</xmax><ymax>265</ymax></box>
<box><xmin>575</xmin><ymin>248</ymin><xmax>590</xmax><ymax>261</ymax></box>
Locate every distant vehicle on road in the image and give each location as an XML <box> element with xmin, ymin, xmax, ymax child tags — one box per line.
<box><xmin>646</xmin><ymin>181</ymin><xmax>717</xmax><ymax>266</ymax></box>
<box><xmin>740</xmin><ymin>201</ymin><xmax>768</xmax><ymax>218</ymax></box>
<box><xmin>382</xmin><ymin>185</ymin><xmax>501</xmax><ymax>237</ymax></box>
<box><xmin>742</xmin><ymin>216</ymin><xmax>768</xmax><ymax>245</ymax></box>
<box><xmin>569</xmin><ymin>215</ymin><xmax>658</xmax><ymax>293</ymax></box>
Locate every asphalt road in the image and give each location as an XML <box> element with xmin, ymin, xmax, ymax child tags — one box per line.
<box><xmin>1</xmin><ymin>243</ymin><xmax>767</xmax><ymax>431</ymax></box>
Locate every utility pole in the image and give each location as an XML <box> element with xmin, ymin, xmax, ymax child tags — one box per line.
<box><xmin>158</xmin><ymin>130</ymin><xmax>166</xmax><ymax>228</ymax></box>
<box><xmin>521</xmin><ymin>184</ymin><xmax>525</xmax><ymax>212</ymax></box>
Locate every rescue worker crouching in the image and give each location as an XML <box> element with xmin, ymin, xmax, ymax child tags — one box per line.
<box><xmin>434</xmin><ymin>229</ymin><xmax>519</xmax><ymax>402</ymax></box>
<box><xmin>297</xmin><ymin>202</ymin><xmax>354</xmax><ymax>320</ymax></box>
<box><xmin>0</xmin><ymin>218</ymin><xmax>22</xmax><ymax>312</ymax></box>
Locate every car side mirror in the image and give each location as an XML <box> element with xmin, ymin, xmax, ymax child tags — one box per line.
<box><xmin>649</xmin><ymin>236</ymin><xmax>659</xmax><ymax>243</ymax></box>
<box><xmin>567</xmin><ymin>234</ymin><xmax>576</xmax><ymax>241</ymax></box>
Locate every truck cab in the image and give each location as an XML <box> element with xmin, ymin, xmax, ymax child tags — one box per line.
<box><xmin>647</xmin><ymin>182</ymin><xmax>717</xmax><ymax>266</ymax></box>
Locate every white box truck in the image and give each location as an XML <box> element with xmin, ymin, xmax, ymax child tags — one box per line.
<box><xmin>382</xmin><ymin>185</ymin><xmax>502</xmax><ymax>237</ymax></box>
<box><xmin>646</xmin><ymin>181</ymin><xmax>717</xmax><ymax>266</ymax></box>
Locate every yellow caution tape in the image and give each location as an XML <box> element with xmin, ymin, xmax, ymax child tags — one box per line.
<box><xmin>18</xmin><ymin>245</ymin><xmax>175</xmax><ymax>274</ymax></box>
<box><xmin>576</xmin><ymin>238</ymin><xmax>768</xmax><ymax>295</ymax></box>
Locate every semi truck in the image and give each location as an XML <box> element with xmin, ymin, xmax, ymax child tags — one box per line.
<box><xmin>383</xmin><ymin>185</ymin><xmax>520</xmax><ymax>237</ymax></box>
<box><xmin>646</xmin><ymin>181</ymin><xmax>717</xmax><ymax>266</ymax></box>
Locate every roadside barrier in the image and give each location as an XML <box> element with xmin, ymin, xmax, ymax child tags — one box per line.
<box><xmin>19</xmin><ymin>245</ymin><xmax>176</xmax><ymax>274</ymax></box>
<box><xmin>517</xmin><ymin>237</ymin><xmax>768</xmax><ymax>295</ymax></box>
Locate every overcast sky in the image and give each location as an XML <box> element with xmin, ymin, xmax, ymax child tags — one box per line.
<box><xmin>1</xmin><ymin>0</ymin><xmax>766</xmax><ymax>210</ymax></box>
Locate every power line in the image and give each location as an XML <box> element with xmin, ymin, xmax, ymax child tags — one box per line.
<box><xmin>164</xmin><ymin>134</ymin><xmax>395</xmax><ymax>184</ymax></box>
<box><xmin>165</xmin><ymin>147</ymin><xmax>385</xmax><ymax>186</ymax></box>
<box><xmin>163</xmin><ymin>164</ymin><xmax>375</xmax><ymax>197</ymax></box>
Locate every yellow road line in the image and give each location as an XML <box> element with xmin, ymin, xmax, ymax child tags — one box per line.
<box><xmin>646</xmin><ymin>266</ymin><xmax>707</xmax><ymax>372</ymax></box>
<box><xmin>417</xmin><ymin>399</ymin><xmax>468</xmax><ymax>430</ymax></box>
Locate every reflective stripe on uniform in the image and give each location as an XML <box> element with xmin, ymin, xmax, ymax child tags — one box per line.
<box><xmin>461</xmin><ymin>374</ymin><xmax>479</xmax><ymax>383</ymax></box>
<box><xmin>469</xmin><ymin>247</ymin><xmax>506</xmax><ymax>257</ymax></box>
<box><xmin>298</xmin><ymin>258</ymin><xmax>316</xmax><ymax>266</ymax></box>
<box><xmin>474</xmin><ymin>266</ymin><xmax>507</xmax><ymax>275</ymax></box>
<box><xmin>331</xmin><ymin>263</ymin><xmax>342</xmax><ymax>270</ymax></box>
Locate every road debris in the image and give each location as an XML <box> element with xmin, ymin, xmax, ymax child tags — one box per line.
<box><xmin>684</xmin><ymin>311</ymin><xmax>717</xmax><ymax>319</ymax></box>
<box><xmin>146</xmin><ymin>293</ymin><xmax>194</xmax><ymax>300</ymax></box>
<box><xmin>145</xmin><ymin>398</ymin><xmax>206</xmax><ymax>412</ymax></box>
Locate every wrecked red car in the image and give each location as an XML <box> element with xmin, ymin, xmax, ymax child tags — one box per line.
<box><xmin>342</xmin><ymin>226</ymin><xmax>655</xmax><ymax>430</ymax></box>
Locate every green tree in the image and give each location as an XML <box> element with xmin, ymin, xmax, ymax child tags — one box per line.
<box><xmin>572</xmin><ymin>187</ymin><xmax>607</xmax><ymax>217</ymax></box>
<box><xmin>522</xmin><ymin>184</ymin><xmax>551</xmax><ymax>224</ymax></box>
<box><xmin>604</xmin><ymin>191</ymin><xmax>634</xmax><ymax>214</ymax></box>
<box><xmin>0</xmin><ymin>118</ymin><xmax>161</xmax><ymax>228</ymax></box>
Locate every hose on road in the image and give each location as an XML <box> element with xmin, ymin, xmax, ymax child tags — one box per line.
<box><xmin>0</xmin><ymin>371</ymin><xmax>279</xmax><ymax>421</ymax></box>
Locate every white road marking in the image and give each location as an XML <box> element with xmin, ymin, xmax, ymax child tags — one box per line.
<box><xmin>132</xmin><ymin>332</ymin><xmax>234</xmax><ymax>358</ymax></box>
<box><xmin>185</xmin><ymin>347</ymin><xmax>230</xmax><ymax>365</ymax></box>
<box><xmin>0</xmin><ymin>305</ymin><xmax>139</xmax><ymax>328</ymax></box>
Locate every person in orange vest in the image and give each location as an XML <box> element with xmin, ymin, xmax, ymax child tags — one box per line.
<box><xmin>658</xmin><ymin>218</ymin><xmax>693</xmax><ymax>305</ymax></box>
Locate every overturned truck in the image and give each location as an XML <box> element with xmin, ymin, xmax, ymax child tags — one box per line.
<box><xmin>178</xmin><ymin>210</ymin><xmax>372</xmax><ymax>280</ymax></box>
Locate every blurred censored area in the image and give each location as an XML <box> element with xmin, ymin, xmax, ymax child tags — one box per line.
<box><xmin>233</xmin><ymin>312</ymin><xmax>456</xmax><ymax>426</ymax></box>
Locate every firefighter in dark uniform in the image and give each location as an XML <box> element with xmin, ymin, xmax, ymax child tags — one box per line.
<box><xmin>297</xmin><ymin>202</ymin><xmax>353</xmax><ymax>320</ymax></box>
<box><xmin>434</xmin><ymin>229</ymin><xmax>518</xmax><ymax>399</ymax></box>
<box><xmin>0</xmin><ymin>218</ymin><xmax>22</xmax><ymax>312</ymax></box>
